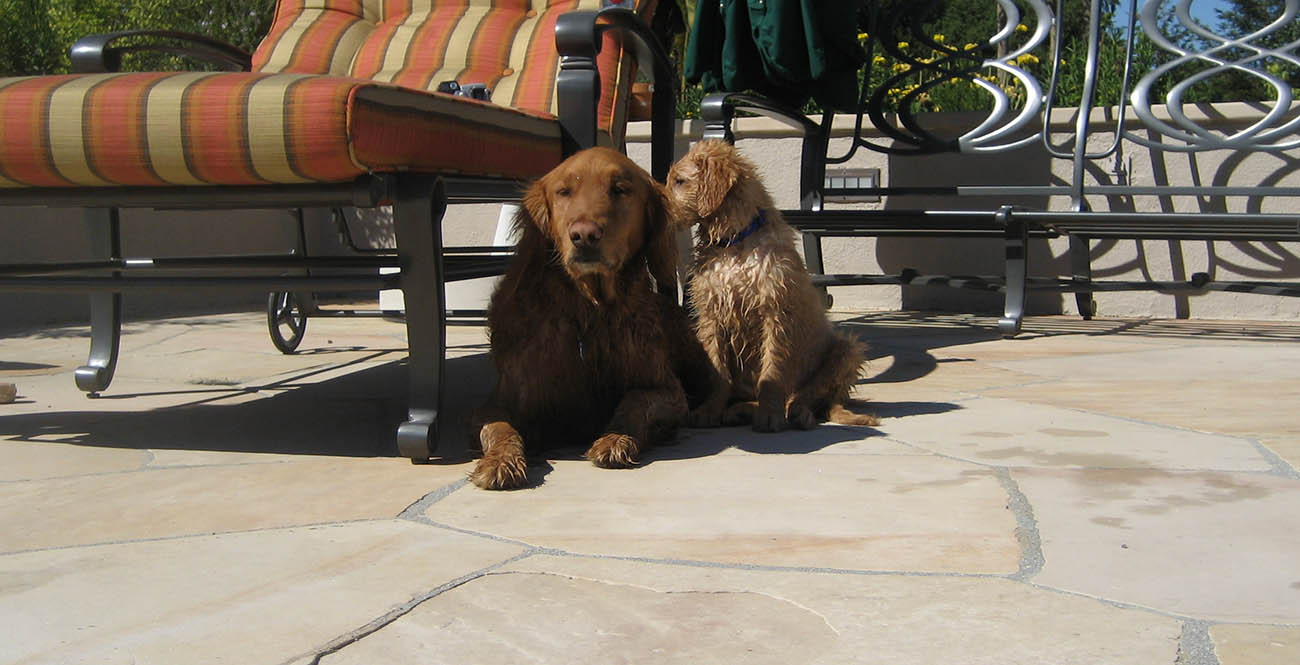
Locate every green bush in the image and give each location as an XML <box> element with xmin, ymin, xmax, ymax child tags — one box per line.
<box><xmin>1</xmin><ymin>0</ymin><xmax>274</xmax><ymax>76</ymax></box>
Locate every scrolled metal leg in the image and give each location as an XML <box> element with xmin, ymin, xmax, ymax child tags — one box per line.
<box><xmin>391</xmin><ymin>175</ymin><xmax>448</xmax><ymax>461</ymax></box>
<box><xmin>75</xmin><ymin>208</ymin><xmax>122</xmax><ymax>395</ymax></box>
<box><xmin>997</xmin><ymin>207</ymin><xmax>1027</xmax><ymax>337</ymax></box>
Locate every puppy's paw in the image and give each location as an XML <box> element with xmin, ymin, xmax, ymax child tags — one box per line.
<box><xmin>470</xmin><ymin>450</ymin><xmax>529</xmax><ymax>490</ymax></box>
<box><xmin>687</xmin><ymin>405</ymin><xmax>725</xmax><ymax>428</ymax></box>
<box><xmin>586</xmin><ymin>434</ymin><xmax>642</xmax><ymax>468</ymax></box>
<box><xmin>788</xmin><ymin>404</ymin><xmax>817</xmax><ymax>430</ymax></box>
<box><xmin>752</xmin><ymin>406</ymin><xmax>788</xmax><ymax>433</ymax></box>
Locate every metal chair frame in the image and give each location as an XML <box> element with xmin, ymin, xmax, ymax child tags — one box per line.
<box><xmin>700</xmin><ymin>0</ymin><xmax>1300</xmax><ymax>336</ymax></box>
<box><xmin>0</xmin><ymin>6</ymin><xmax>677</xmax><ymax>461</ymax></box>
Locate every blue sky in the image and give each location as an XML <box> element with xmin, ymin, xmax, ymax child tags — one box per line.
<box><xmin>1187</xmin><ymin>0</ymin><xmax>1229</xmax><ymax>29</ymax></box>
<box><xmin>1115</xmin><ymin>0</ymin><xmax>1231</xmax><ymax>32</ymax></box>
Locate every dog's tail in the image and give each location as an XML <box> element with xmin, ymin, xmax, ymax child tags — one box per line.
<box><xmin>826</xmin><ymin>331</ymin><xmax>880</xmax><ymax>426</ymax></box>
<box><xmin>794</xmin><ymin>330</ymin><xmax>880</xmax><ymax>427</ymax></box>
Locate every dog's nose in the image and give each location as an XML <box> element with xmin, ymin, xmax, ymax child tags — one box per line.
<box><xmin>568</xmin><ymin>221</ymin><xmax>603</xmax><ymax>248</ymax></box>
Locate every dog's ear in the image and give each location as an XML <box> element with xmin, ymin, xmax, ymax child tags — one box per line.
<box><xmin>519</xmin><ymin>175</ymin><xmax>551</xmax><ymax>239</ymax></box>
<box><xmin>693</xmin><ymin>147</ymin><xmax>738</xmax><ymax>218</ymax></box>
<box><xmin>644</xmin><ymin>182</ymin><xmax>679</xmax><ymax>293</ymax></box>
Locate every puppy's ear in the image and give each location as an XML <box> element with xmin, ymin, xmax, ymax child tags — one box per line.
<box><xmin>645</xmin><ymin>182</ymin><xmax>680</xmax><ymax>294</ymax></box>
<box><xmin>693</xmin><ymin>149</ymin><xmax>738</xmax><ymax>218</ymax></box>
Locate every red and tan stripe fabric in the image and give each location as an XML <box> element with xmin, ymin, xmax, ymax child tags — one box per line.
<box><xmin>251</xmin><ymin>1</ymin><xmax>377</xmax><ymax>76</ymax></box>
<box><xmin>251</xmin><ymin>0</ymin><xmax>654</xmax><ymax>135</ymax></box>
<box><xmin>0</xmin><ymin>72</ymin><xmax>561</xmax><ymax>187</ymax></box>
<box><xmin>0</xmin><ymin>0</ymin><xmax>653</xmax><ymax>188</ymax></box>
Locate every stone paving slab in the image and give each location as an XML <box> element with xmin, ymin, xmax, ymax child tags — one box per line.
<box><xmin>0</xmin><ymin>520</ymin><xmax>523</xmax><ymax>665</ymax></box>
<box><xmin>879</xmin><ymin>395</ymin><xmax>1273</xmax><ymax>471</ymax></box>
<box><xmin>1015</xmin><ymin>467</ymin><xmax>1300</xmax><ymax>623</ymax></box>
<box><xmin>2</xmin><ymin>312</ymin><xmax>1299</xmax><ymax>664</ymax></box>
<box><xmin>1211</xmin><ymin>624</ymin><xmax>1300</xmax><ymax>665</ymax></box>
<box><xmin>427</xmin><ymin>453</ymin><xmax>1021</xmax><ymax>573</ymax></box>
<box><xmin>0</xmin><ymin>457</ymin><xmax>470</xmax><ymax>552</ymax></box>
<box><xmin>321</xmin><ymin>554</ymin><xmax>1182</xmax><ymax>665</ymax></box>
<box><xmin>0</xmin><ymin>439</ymin><xmax>152</xmax><ymax>481</ymax></box>
<box><xmin>981</xmin><ymin>346</ymin><xmax>1300</xmax><ymax>444</ymax></box>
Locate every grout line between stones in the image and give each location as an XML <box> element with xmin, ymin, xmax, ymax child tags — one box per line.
<box><xmin>0</xmin><ymin>517</ymin><xmax>388</xmax><ymax>558</ymax></box>
<box><xmin>293</xmin><ymin>548</ymin><xmax>540</xmax><ymax>665</ymax></box>
<box><xmin>1248</xmin><ymin>439</ymin><xmax>1300</xmax><ymax>479</ymax></box>
<box><xmin>1176</xmin><ymin>620</ymin><xmax>1221</xmax><ymax>665</ymax></box>
<box><xmin>993</xmin><ymin>467</ymin><xmax>1045</xmax><ymax>581</ymax></box>
<box><xmin>0</xmin><ymin>457</ymin><xmax>304</xmax><ymax>485</ymax></box>
<box><xmin>396</xmin><ymin>477</ymin><xmax>469</xmax><ymax>519</ymax></box>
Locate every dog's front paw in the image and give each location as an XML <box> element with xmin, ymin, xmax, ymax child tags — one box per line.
<box><xmin>687</xmin><ymin>405</ymin><xmax>725</xmax><ymax>428</ymax></box>
<box><xmin>722</xmin><ymin>401</ymin><xmax>754</xmax><ymax>426</ymax></box>
<box><xmin>752</xmin><ymin>406</ymin><xmax>788</xmax><ymax>433</ymax></box>
<box><xmin>470</xmin><ymin>449</ymin><xmax>529</xmax><ymax>490</ymax></box>
<box><xmin>586</xmin><ymin>434</ymin><xmax>642</xmax><ymax>468</ymax></box>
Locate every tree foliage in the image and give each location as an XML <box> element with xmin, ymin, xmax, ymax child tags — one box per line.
<box><xmin>1</xmin><ymin>0</ymin><xmax>274</xmax><ymax>76</ymax></box>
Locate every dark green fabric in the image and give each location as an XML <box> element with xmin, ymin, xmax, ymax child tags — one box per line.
<box><xmin>684</xmin><ymin>0</ymin><xmax>863</xmax><ymax>111</ymax></box>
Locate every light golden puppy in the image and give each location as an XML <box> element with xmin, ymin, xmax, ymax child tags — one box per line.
<box><xmin>667</xmin><ymin>140</ymin><xmax>878</xmax><ymax>432</ymax></box>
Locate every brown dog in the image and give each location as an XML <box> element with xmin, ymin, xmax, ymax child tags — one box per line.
<box><xmin>470</xmin><ymin>147</ymin><xmax>706</xmax><ymax>490</ymax></box>
<box><xmin>667</xmin><ymin>140</ymin><xmax>878</xmax><ymax>432</ymax></box>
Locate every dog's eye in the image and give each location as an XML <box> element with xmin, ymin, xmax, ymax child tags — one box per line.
<box><xmin>610</xmin><ymin>183</ymin><xmax>630</xmax><ymax>197</ymax></box>
<box><xmin>672</xmin><ymin>177</ymin><xmax>687</xmax><ymax>187</ymax></box>
<box><xmin>555</xmin><ymin>187</ymin><xmax>571</xmax><ymax>198</ymax></box>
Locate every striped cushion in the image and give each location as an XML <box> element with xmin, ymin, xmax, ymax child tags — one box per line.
<box><xmin>251</xmin><ymin>0</ymin><xmax>653</xmax><ymax>140</ymax></box>
<box><xmin>0</xmin><ymin>72</ymin><xmax>561</xmax><ymax>187</ymax></box>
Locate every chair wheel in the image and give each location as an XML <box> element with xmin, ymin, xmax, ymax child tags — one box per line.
<box><xmin>267</xmin><ymin>291</ymin><xmax>307</xmax><ymax>353</ymax></box>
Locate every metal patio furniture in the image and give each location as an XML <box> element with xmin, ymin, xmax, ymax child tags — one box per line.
<box><xmin>0</xmin><ymin>0</ymin><xmax>676</xmax><ymax>460</ymax></box>
<box><xmin>693</xmin><ymin>0</ymin><xmax>1300</xmax><ymax>335</ymax></box>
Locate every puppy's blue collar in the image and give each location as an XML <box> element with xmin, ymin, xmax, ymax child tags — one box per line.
<box><xmin>715</xmin><ymin>209</ymin><xmax>767</xmax><ymax>248</ymax></box>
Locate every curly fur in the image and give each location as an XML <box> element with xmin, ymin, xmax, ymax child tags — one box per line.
<box><xmin>667</xmin><ymin>140</ymin><xmax>879</xmax><ymax>432</ymax></box>
<box><xmin>470</xmin><ymin>147</ymin><xmax>710</xmax><ymax>490</ymax></box>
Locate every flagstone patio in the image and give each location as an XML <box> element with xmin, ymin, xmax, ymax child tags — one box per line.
<box><xmin>1</xmin><ymin>310</ymin><xmax>1297</xmax><ymax>664</ymax></box>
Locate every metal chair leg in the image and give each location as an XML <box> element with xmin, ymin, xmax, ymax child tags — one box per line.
<box><xmin>998</xmin><ymin>206</ymin><xmax>1027</xmax><ymax>337</ymax></box>
<box><xmin>74</xmin><ymin>207</ymin><xmax>122</xmax><ymax>395</ymax></box>
<box><xmin>391</xmin><ymin>175</ymin><xmax>448</xmax><ymax>461</ymax></box>
<box><xmin>802</xmin><ymin>232</ymin><xmax>832</xmax><ymax>309</ymax></box>
<box><xmin>1069</xmin><ymin>234</ymin><xmax>1097</xmax><ymax>319</ymax></box>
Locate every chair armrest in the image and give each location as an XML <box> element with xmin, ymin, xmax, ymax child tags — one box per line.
<box><xmin>699</xmin><ymin>92</ymin><xmax>821</xmax><ymax>143</ymax></box>
<box><xmin>70</xmin><ymin>30</ymin><xmax>252</xmax><ymax>74</ymax></box>
<box><xmin>555</xmin><ymin>6</ymin><xmax>676</xmax><ymax>182</ymax></box>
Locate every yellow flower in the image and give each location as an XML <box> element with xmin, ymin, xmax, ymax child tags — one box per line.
<box><xmin>897</xmin><ymin>41</ymin><xmax>909</xmax><ymax>49</ymax></box>
<box><xmin>891</xmin><ymin>62</ymin><xmax>912</xmax><ymax>73</ymax></box>
<box><xmin>1015</xmin><ymin>53</ymin><xmax>1039</xmax><ymax>66</ymax></box>
<box><xmin>932</xmin><ymin>34</ymin><xmax>945</xmax><ymax>43</ymax></box>
<box><xmin>1016</xmin><ymin>23</ymin><xmax>1028</xmax><ymax>33</ymax></box>
<box><xmin>873</xmin><ymin>55</ymin><xmax>887</xmax><ymax>65</ymax></box>
<box><xmin>964</xmin><ymin>42</ymin><xmax>979</xmax><ymax>51</ymax></box>
<box><xmin>858</xmin><ymin>32</ymin><xmax>869</xmax><ymax>41</ymax></box>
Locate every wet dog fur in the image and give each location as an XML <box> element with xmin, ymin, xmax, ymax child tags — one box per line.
<box><xmin>667</xmin><ymin>140</ymin><xmax>878</xmax><ymax>432</ymax></box>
